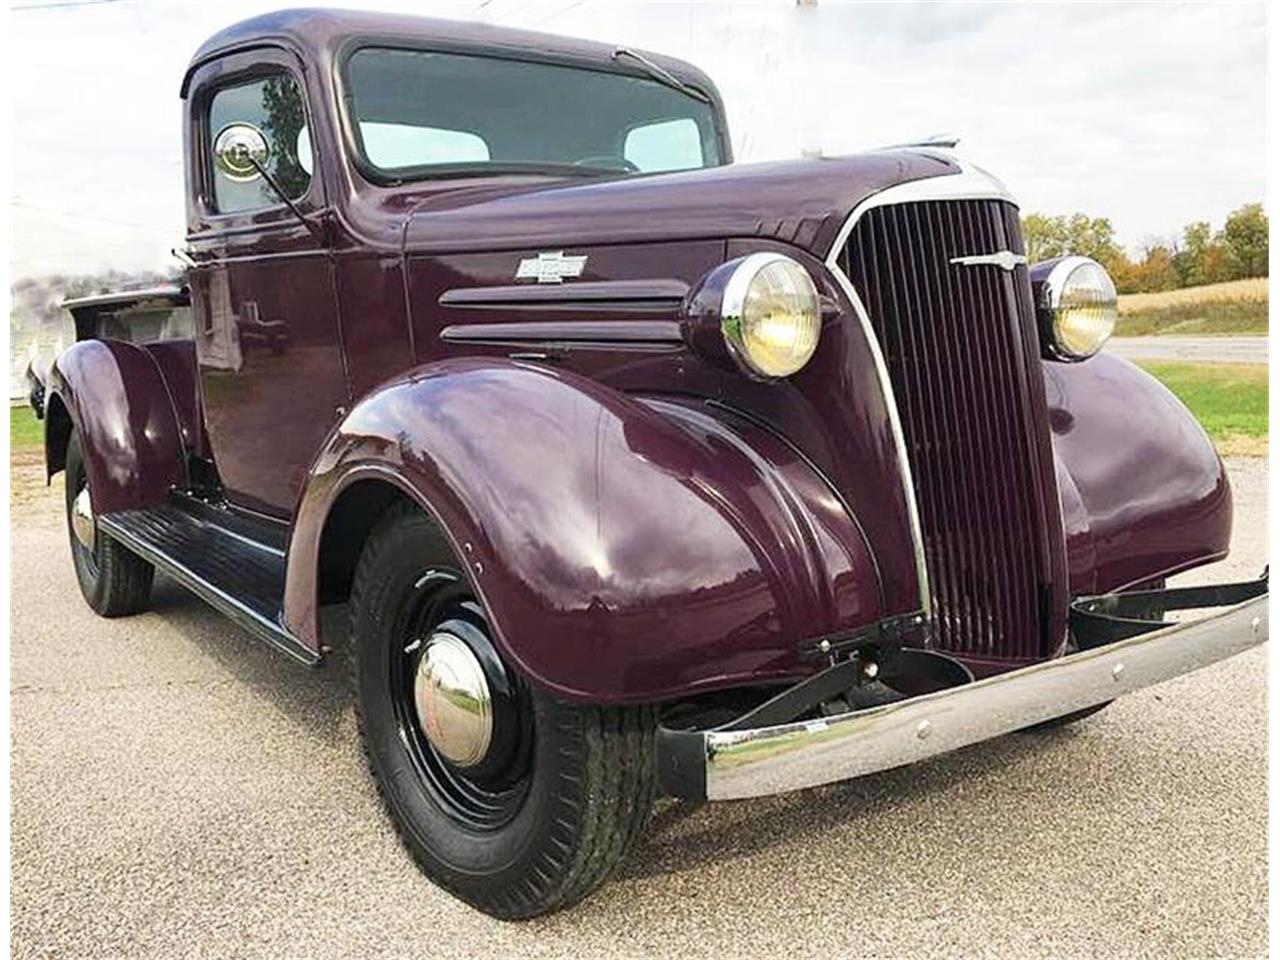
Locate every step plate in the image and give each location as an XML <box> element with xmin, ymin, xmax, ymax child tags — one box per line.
<box><xmin>98</xmin><ymin>503</ymin><xmax>319</xmax><ymax>665</ymax></box>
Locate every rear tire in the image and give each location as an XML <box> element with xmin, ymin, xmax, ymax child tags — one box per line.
<box><xmin>350</xmin><ymin>502</ymin><xmax>656</xmax><ymax>919</ymax></box>
<box><xmin>65</xmin><ymin>430</ymin><xmax>153</xmax><ymax>617</ymax></box>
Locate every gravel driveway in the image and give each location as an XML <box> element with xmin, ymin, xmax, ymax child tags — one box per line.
<box><xmin>8</xmin><ymin>458</ymin><xmax>1267</xmax><ymax>959</ymax></box>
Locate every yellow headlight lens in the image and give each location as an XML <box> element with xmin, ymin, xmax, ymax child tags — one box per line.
<box><xmin>723</xmin><ymin>255</ymin><xmax>821</xmax><ymax>378</ymax></box>
<box><xmin>1051</xmin><ymin>259</ymin><xmax>1117</xmax><ymax>359</ymax></box>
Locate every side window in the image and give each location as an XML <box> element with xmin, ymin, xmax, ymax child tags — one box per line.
<box><xmin>208</xmin><ymin>73</ymin><xmax>311</xmax><ymax>214</ymax></box>
<box><xmin>624</xmin><ymin>118</ymin><xmax>704</xmax><ymax>173</ymax></box>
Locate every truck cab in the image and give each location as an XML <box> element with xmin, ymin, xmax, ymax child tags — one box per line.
<box><xmin>41</xmin><ymin>8</ymin><xmax>1266</xmax><ymax>920</ymax></box>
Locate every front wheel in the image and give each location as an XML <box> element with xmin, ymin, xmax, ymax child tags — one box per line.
<box><xmin>350</xmin><ymin>503</ymin><xmax>656</xmax><ymax>919</ymax></box>
<box><xmin>64</xmin><ymin>429</ymin><xmax>153</xmax><ymax>617</ymax></box>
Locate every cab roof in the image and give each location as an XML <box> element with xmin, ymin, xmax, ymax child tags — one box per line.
<box><xmin>181</xmin><ymin>7</ymin><xmax>720</xmax><ymax>101</ymax></box>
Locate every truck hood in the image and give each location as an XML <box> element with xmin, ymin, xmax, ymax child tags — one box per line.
<box><xmin>401</xmin><ymin>150</ymin><xmax>959</xmax><ymax>259</ymax></box>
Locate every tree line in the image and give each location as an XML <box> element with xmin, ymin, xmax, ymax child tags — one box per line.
<box><xmin>1022</xmin><ymin>202</ymin><xmax>1268</xmax><ymax>294</ymax></box>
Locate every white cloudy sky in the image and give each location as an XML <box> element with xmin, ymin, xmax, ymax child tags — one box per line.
<box><xmin>8</xmin><ymin>0</ymin><xmax>1267</xmax><ymax>278</ymax></box>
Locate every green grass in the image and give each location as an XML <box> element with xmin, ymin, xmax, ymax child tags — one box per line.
<box><xmin>9</xmin><ymin>405</ymin><xmax>42</xmax><ymax>452</ymax></box>
<box><xmin>1137</xmin><ymin>361</ymin><xmax>1268</xmax><ymax>454</ymax></box>
<box><xmin>1115</xmin><ymin>298</ymin><xmax>1269</xmax><ymax>336</ymax></box>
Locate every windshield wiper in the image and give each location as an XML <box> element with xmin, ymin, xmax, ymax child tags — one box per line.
<box><xmin>612</xmin><ymin>47</ymin><xmax>709</xmax><ymax>103</ymax></box>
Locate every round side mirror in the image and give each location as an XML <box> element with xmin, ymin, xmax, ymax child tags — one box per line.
<box><xmin>214</xmin><ymin>123</ymin><xmax>270</xmax><ymax>182</ymax></box>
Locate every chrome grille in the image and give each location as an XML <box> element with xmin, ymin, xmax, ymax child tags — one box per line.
<box><xmin>839</xmin><ymin>199</ymin><xmax>1063</xmax><ymax>662</ymax></box>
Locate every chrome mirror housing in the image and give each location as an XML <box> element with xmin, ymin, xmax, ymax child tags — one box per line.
<box><xmin>213</xmin><ymin>123</ymin><xmax>270</xmax><ymax>182</ymax></box>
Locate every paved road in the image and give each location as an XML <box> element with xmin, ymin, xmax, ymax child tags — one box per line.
<box><xmin>1109</xmin><ymin>335</ymin><xmax>1267</xmax><ymax>365</ymax></box>
<box><xmin>9</xmin><ymin>460</ymin><xmax>1267</xmax><ymax>959</ymax></box>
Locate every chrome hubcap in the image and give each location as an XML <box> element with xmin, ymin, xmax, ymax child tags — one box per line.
<box><xmin>71</xmin><ymin>487</ymin><xmax>95</xmax><ymax>552</ymax></box>
<box><xmin>413</xmin><ymin>631</ymin><xmax>494</xmax><ymax>768</ymax></box>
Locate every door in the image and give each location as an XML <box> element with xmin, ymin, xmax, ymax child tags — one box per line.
<box><xmin>185</xmin><ymin>52</ymin><xmax>348</xmax><ymax>517</ymax></box>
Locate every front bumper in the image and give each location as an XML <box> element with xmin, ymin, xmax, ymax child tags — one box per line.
<box><xmin>657</xmin><ymin>577</ymin><xmax>1267</xmax><ymax>802</ymax></box>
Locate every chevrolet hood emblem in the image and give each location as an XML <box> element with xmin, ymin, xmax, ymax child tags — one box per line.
<box><xmin>950</xmin><ymin>250</ymin><xmax>1028</xmax><ymax>272</ymax></box>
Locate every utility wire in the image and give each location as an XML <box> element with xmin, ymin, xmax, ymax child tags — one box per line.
<box><xmin>530</xmin><ymin>0</ymin><xmax>588</xmax><ymax>29</ymax></box>
<box><xmin>10</xmin><ymin>199</ymin><xmax>177</xmax><ymax>236</ymax></box>
<box><xmin>12</xmin><ymin>0</ymin><xmax>124</xmax><ymax>11</ymax></box>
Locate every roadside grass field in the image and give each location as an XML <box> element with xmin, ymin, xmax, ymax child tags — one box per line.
<box><xmin>9</xmin><ymin>404</ymin><xmax>51</xmax><ymax>509</ymax></box>
<box><xmin>9</xmin><ymin>404</ymin><xmax>42</xmax><ymax>452</ymax></box>
<box><xmin>1117</xmin><ymin>278</ymin><xmax>1268</xmax><ymax>337</ymax></box>
<box><xmin>1135</xmin><ymin>361</ymin><xmax>1268</xmax><ymax>457</ymax></box>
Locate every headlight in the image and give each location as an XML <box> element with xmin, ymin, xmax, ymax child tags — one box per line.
<box><xmin>1034</xmin><ymin>256</ymin><xmax>1117</xmax><ymax>360</ymax></box>
<box><xmin>720</xmin><ymin>253</ymin><xmax>821</xmax><ymax>378</ymax></box>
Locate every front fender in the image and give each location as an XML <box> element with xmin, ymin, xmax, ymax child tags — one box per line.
<box><xmin>284</xmin><ymin>358</ymin><xmax>882</xmax><ymax>702</ymax></box>
<box><xmin>45</xmin><ymin>339</ymin><xmax>186</xmax><ymax>514</ymax></box>
<box><xmin>1047</xmin><ymin>352</ymin><xmax>1231</xmax><ymax>594</ymax></box>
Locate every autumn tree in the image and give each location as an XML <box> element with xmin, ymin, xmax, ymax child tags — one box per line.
<box><xmin>1021</xmin><ymin>213</ymin><xmax>1125</xmax><ymax>270</ymax></box>
<box><xmin>1023</xmin><ymin>202</ymin><xmax>1266</xmax><ymax>294</ymax></box>
<box><xmin>1128</xmin><ymin>244</ymin><xmax>1179</xmax><ymax>293</ymax></box>
<box><xmin>1219</xmin><ymin>202</ymin><xmax>1268</xmax><ymax>278</ymax></box>
<box><xmin>1173</xmin><ymin>221</ymin><xmax>1215</xmax><ymax>286</ymax></box>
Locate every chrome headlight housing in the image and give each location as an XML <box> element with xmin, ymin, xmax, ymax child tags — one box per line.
<box><xmin>720</xmin><ymin>253</ymin><xmax>821</xmax><ymax>379</ymax></box>
<box><xmin>1032</xmin><ymin>256</ymin><xmax>1118</xmax><ymax>361</ymax></box>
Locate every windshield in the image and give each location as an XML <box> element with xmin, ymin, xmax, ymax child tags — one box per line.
<box><xmin>345</xmin><ymin>47</ymin><xmax>725</xmax><ymax>180</ymax></box>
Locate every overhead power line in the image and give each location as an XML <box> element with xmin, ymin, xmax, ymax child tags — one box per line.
<box><xmin>10</xmin><ymin>199</ymin><xmax>177</xmax><ymax>236</ymax></box>
<box><xmin>12</xmin><ymin>0</ymin><xmax>125</xmax><ymax>11</ymax></box>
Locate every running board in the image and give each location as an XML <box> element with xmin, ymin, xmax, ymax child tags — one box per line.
<box><xmin>97</xmin><ymin>501</ymin><xmax>319</xmax><ymax>666</ymax></box>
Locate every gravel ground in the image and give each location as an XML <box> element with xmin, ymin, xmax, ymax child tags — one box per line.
<box><xmin>9</xmin><ymin>458</ymin><xmax>1268</xmax><ymax>959</ymax></box>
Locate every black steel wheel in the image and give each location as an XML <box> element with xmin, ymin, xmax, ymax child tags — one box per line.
<box><xmin>350</xmin><ymin>501</ymin><xmax>657</xmax><ymax>919</ymax></box>
<box><xmin>64</xmin><ymin>429</ymin><xmax>153</xmax><ymax>617</ymax></box>
<box><xmin>389</xmin><ymin>577</ymin><xmax>534</xmax><ymax>832</ymax></box>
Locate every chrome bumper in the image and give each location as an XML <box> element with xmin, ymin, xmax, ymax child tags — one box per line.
<box><xmin>657</xmin><ymin>582</ymin><xmax>1267</xmax><ymax>802</ymax></box>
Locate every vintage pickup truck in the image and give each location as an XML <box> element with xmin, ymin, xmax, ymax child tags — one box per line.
<box><xmin>38</xmin><ymin>8</ymin><xmax>1267</xmax><ymax>918</ymax></box>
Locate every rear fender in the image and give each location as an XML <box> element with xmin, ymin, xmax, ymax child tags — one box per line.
<box><xmin>1047</xmin><ymin>352</ymin><xmax>1231</xmax><ymax>594</ymax></box>
<box><xmin>284</xmin><ymin>358</ymin><xmax>882</xmax><ymax>703</ymax></box>
<box><xmin>45</xmin><ymin>339</ymin><xmax>187</xmax><ymax>513</ymax></box>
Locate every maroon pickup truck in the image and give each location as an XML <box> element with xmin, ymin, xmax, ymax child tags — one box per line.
<box><xmin>37</xmin><ymin>8</ymin><xmax>1266</xmax><ymax>918</ymax></box>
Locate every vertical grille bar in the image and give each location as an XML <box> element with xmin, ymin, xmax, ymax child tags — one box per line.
<box><xmin>842</xmin><ymin>199</ymin><xmax>1061</xmax><ymax>662</ymax></box>
<box><xmin>964</xmin><ymin>201</ymin><xmax>1033</xmax><ymax>649</ymax></box>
